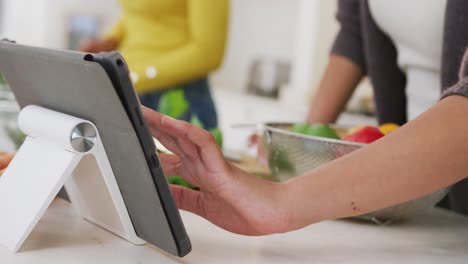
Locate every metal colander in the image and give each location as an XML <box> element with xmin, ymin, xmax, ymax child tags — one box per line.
<box><xmin>261</xmin><ymin>123</ymin><xmax>448</xmax><ymax>224</ymax></box>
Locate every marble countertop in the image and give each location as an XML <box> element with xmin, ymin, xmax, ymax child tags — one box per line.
<box><xmin>1</xmin><ymin>199</ymin><xmax>468</xmax><ymax>263</ymax></box>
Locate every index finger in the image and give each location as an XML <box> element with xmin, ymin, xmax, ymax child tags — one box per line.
<box><xmin>141</xmin><ymin>106</ymin><xmax>164</xmax><ymax>129</ymax></box>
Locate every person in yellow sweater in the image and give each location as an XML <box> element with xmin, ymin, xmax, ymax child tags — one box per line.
<box><xmin>82</xmin><ymin>0</ymin><xmax>229</xmax><ymax>129</ymax></box>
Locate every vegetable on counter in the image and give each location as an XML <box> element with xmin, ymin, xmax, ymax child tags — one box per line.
<box><xmin>379</xmin><ymin>123</ymin><xmax>400</xmax><ymax>135</ymax></box>
<box><xmin>168</xmin><ymin>176</ymin><xmax>199</xmax><ymax>191</ymax></box>
<box><xmin>0</xmin><ymin>152</ymin><xmax>15</xmax><ymax>177</ymax></box>
<box><xmin>343</xmin><ymin>126</ymin><xmax>384</xmax><ymax>144</ymax></box>
<box><xmin>343</xmin><ymin>123</ymin><xmax>400</xmax><ymax>144</ymax></box>
<box><xmin>290</xmin><ymin>123</ymin><xmax>310</xmax><ymax>134</ymax></box>
<box><xmin>290</xmin><ymin>123</ymin><xmax>340</xmax><ymax>140</ymax></box>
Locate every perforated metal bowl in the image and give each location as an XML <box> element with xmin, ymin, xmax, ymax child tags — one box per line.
<box><xmin>262</xmin><ymin>123</ymin><xmax>448</xmax><ymax>224</ymax></box>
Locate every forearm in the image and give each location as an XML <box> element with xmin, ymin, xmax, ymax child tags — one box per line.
<box><xmin>291</xmin><ymin>96</ymin><xmax>468</xmax><ymax>230</ymax></box>
<box><xmin>307</xmin><ymin>55</ymin><xmax>364</xmax><ymax>123</ymax></box>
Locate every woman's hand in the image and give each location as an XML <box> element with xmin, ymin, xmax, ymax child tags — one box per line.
<box><xmin>142</xmin><ymin>107</ymin><xmax>292</xmax><ymax>236</ymax></box>
<box><xmin>80</xmin><ymin>38</ymin><xmax>119</xmax><ymax>53</ymax></box>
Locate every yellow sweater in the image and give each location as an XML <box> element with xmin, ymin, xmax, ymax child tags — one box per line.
<box><xmin>106</xmin><ymin>0</ymin><xmax>229</xmax><ymax>94</ymax></box>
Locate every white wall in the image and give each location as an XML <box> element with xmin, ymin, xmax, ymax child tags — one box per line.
<box><xmin>211</xmin><ymin>0</ymin><xmax>299</xmax><ymax>92</ymax></box>
<box><xmin>45</xmin><ymin>0</ymin><xmax>121</xmax><ymax>49</ymax></box>
<box><xmin>212</xmin><ymin>1</ymin><xmax>342</xmax><ymax>106</ymax></box>
<box><xmin>1</xmin><ymin>0</ymin><xmax>49</xmax><ymax>46</ymax></box>
<box><xmin>306</xmin><ymin>0</ymin><xmax>340</xmax><ymax>98</ymax></box>
<box><xmin>1</xmin><ymin>0</ymin><xmax>120</xmax><ymax>48</ymax></box>
<box><xmin>282</xmin><ymin>0</ymin><xmax>321</xmax><ymax>108</ymax></box>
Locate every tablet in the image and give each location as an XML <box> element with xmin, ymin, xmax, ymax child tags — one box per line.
<box><xmin>0</xmin><ymin>41</ymin><xmax>191</xmax><ymax>257</ymax></box>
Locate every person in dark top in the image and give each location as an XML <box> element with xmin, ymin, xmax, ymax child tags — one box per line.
<box><xmin>307</xmin><ymin>0</ymin><xmax>468</xmax><ymax>215</ymax></box>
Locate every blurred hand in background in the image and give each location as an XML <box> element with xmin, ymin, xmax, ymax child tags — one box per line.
<box><xmin>80</xmin><ymin>37</ymin><xmax>119</xmax><ymax>53</ymax></box>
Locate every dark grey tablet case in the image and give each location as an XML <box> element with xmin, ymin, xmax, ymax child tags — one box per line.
<box><xmin>0</xmin><ymin>41</ymin><xmax>188</xmax><ymax>256</ymax></box>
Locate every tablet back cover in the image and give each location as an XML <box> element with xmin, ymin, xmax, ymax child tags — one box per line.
<box><xmin>0</xmin><ymin>42</ymin><xmax>187</xmax><ymax>256</ymax></box>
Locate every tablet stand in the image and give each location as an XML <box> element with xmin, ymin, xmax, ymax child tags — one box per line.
<box><xmin>0</xmin><ymin>105</ymin><xmax>145</xmax><ymax>252</ymax></box>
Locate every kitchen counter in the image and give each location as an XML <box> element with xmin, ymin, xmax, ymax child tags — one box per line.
<box><xmin>0</xmin><ymin>89</ymin><xmax>465</xmax><ymax>263</ymax></box>
<box><xmin>1</xmin><ymin>198</ymin><xmax>468</xmax><ymax>263</ymax></box>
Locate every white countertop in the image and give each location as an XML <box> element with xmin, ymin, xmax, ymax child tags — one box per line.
<box><xmin>2</xmin><ymin>199</ymin><xmax>468</xmax><ymax>263</ymax></box>
<box><xmin>0</xmin><ymin>90</ymin><xmax>463</xmax><ymax>263</ymax></box>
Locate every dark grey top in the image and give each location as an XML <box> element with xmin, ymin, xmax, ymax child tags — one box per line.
<box><xmin>332</xmin><ymin>0</ymin><xmax>468</xmax><ymax>214</ymax></box>
<box><xmin>442</xmin><ymin>50</ymin><xmax>468</xmax><ymax>100</ymax></box>
<box><xmin>332</xmin><ymin>0</ymin><xmax>468</xmax><ymax>124</ymax></box>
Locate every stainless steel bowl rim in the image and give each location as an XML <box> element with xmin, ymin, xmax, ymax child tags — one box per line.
<box><xmin>262</xmin><ymin>123</ymin><xmax>367</xmax><ymax>148</ymax></box>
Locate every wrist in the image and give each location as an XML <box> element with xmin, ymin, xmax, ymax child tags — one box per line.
<box><xmin>270</xmin><ymin>180</ymin><xmax>296</xmax><ymax>233</ymax></box>
<box><xmin>223</xmin><ymin>164</ymin><xmax>293</xmax><ymax>235</ymax></box>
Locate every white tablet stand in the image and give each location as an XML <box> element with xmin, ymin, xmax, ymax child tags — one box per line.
<box><xmin>0</xmin><ymin>105</ymin><xmax>145</xmax><ymax>252</ymax></box>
